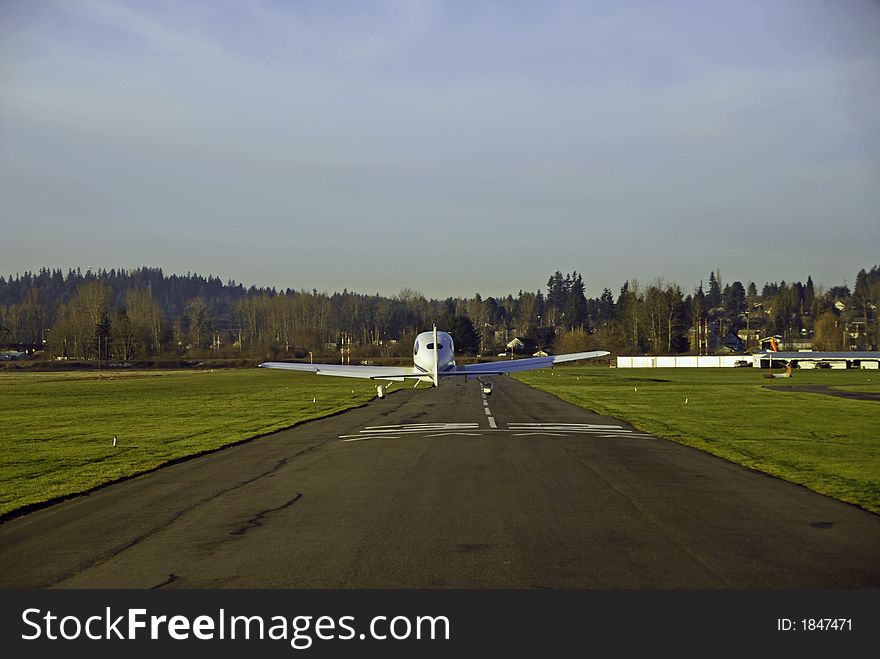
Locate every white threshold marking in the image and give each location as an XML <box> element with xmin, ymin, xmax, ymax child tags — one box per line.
<box><xmin>509</xmin><ymin>423</ymin><xmax>623</xmax><ymax>429</ymax></box>
<box><xmin>365</xmin><ymin>423</ymin><xmax>478</xmax><ymax>430</ymax></box>
<box><xmin>339</xmin><ymin>423</ymin><xmax>479</xmax><ymax>439</ymax></box>
<box><xmin>342</xmin><ymin>435</ymin><xmax>400</xmax><ymax>442</ymax></box>
<box><xmin>340</xmin><ymin>421</ymin><xmax>653</xmax><ymax>441</ymax></box>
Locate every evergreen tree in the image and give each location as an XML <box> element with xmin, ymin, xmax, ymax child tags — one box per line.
<box><xmin>546</xmin><ymin>272</ymin><xmax>565</xmax><ymax>312</ymax></box>
<box><xmin>564</xmin><ymin>272</ymin><xmax>588</xmax><ymax>330</ymax></box>
<box><xmin>706</xmin><ymin>271</ymin><xmax>722</xmax><ymax>308</ymax></box>
<box><xmin>854</xmin><ymin>269</ymin><xmax>870</xmax><ymax>316</ymax></box>
<box><xmin>804</xmin><ymin>276</ymin><xmax>815</xmax><ymax>311</ymax></box>
<box><xmin>597</xmin><ymin>288</ymin><xmax>616</xmax><ymax>325</ymax></box>
<box><xmin>448</xmin><ymin>316</ymin><xmax>480</xmax><ymax>354</ymax></box>
<box><xmin>724</xmin><ymin>281</ymin><xmax>746</xmax><ymax>317</ymax></box>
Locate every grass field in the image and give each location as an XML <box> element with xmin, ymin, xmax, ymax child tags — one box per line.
<box><xmin>516</xmin><ymin>367</ymin><xmax>880</xmax><ymax>514</ymax></box>
<box><xmin>0</xmin><ymin>369</ymin><xmax>377</xmax><ymax>518</ymax></box>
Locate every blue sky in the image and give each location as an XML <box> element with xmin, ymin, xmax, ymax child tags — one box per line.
<box><xmin>1</xmin><ymin>0</ymin><xmax>878</xmax><ymax>298</ymax></box>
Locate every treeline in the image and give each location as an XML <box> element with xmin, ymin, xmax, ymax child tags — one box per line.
<box><xmin>1</xmin><ymin>266</ymin><xmax>878</xmax><ymax>361</ymax></box>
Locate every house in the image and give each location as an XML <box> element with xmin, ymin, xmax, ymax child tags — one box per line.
<box><xmin>719</xmin><ymin>333</ymin><xmax>746</xmax><ymax>353</ymax></box>
<box><xmin>506</xmin><ymin>337</ymin><xmax>537</xmax><ymax>354</ymax></box>
<box><xmin>0</xmin><ymin>351</ymin><xmax>30</xmax><ymax>361</ymax></box>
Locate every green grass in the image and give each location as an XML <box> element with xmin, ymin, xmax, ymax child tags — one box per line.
<box><xmin>516</xmin><ymin>367</ymin><xmax>880</xmax><ymax>514</ymax></box>
<box><xmin>0</xmin><ymin>369</ymin><xmax>377</xmax><ymax>517</ymax></box>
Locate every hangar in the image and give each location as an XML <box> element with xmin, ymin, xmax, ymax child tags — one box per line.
<box><xmin>755</xmin><ymin>351</ymin><xmax>880</xmax><ymax>370</ymax></box>
<box><xmin>616</xmin><ymin>352</ymin><xmax>880</xmax><ymax>369</ymax></box>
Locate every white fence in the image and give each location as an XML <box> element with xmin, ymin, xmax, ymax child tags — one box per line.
<box><xmin>616</xmin><ymin>355</ymin><xmax>748</xmax><ymax>368</ymax></box>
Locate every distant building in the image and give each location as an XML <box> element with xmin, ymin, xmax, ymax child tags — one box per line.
<box><xmin>0</xmin><ymin>351</ymin><xmax>30</xmax><ymax>361</ymax></box>
<box><xmin>506</xmin><ymin>337</ymin><xmax>537</xmax><ymax>354</ymax></box>
<box><xmin>720</xmin><ymin>333</ymin><xmax>746</xmax><ymax>353</ymax></box>
<box><xmin>754</xmin><ymin>351</ymin><xmax>880</xmax><ymax>370</ymax></box>
<box><xmin>617</xmin><ymin>352</ymin><xmax>880</xmax><ymax>369</ymax></box>
<box><xmin>787</xmin><ymin>338</ymin><xmax>814</xmax><ymax>351</ymax></box>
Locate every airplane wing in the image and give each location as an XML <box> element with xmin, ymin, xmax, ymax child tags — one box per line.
<box><xmin>446</xmin><ymin>350</ymin><xmax>609</xmax><ymax>376</ymax></box>
<box><xmin>259</xmin><ymin>361</ymin><xmax>427</xmax><ymax>381</ymax></box>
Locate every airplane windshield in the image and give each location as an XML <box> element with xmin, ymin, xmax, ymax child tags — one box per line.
<box><xmin>426</xmin><ymin>343</ymin><xmax>444</xmax><ymax>350</ymax></box>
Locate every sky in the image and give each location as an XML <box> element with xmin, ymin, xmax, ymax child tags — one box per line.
<box><xmin>1</xmin><ymin>0</ymin><xmax>878</xmax><ymax>299</ymax></box>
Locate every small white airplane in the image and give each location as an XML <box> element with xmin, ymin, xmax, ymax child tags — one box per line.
<box><xmin>260</xmin><ymin>326</ymin><xmax>609</xmax><ymax>398</ymax></box>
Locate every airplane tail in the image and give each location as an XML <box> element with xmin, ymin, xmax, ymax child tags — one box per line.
<box><xmin>432</xmin><ymin>324</ymin><xmax>439</xmax><ymax>387</ymax></box>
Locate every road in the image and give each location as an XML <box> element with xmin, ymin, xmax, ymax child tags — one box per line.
<box><xmin>2</xmin><ymin>376</ymin><xmax>879</xmax><ymax>588</ymax></box>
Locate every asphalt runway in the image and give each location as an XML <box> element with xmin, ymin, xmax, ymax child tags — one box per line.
<box><xmin>768</xmin><ymin>384</ymin><xmax>880</xmax><ymax>402</ymax></box>
<box><xmin>2</xmin><ymin>376</ymin><xmax>879</xmax><ymax>588</ymax></box>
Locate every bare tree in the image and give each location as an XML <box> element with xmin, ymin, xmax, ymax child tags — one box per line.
<box><xmin>187</xmin><ymin>297</ymin><xmax>210</xmax><ymax>351</ymax></box>
<box><xmin>126</xmin><ymin>288</ymin><xmax>163</xmax><ymax>356</ymax></box>
<box><xmin>813</xmin><ymin>310</ymin><xmax>844</xmax><ymax>350</ymax></box>
<box><xmin>112</xmin><ymin>308</ymin><xmax>136</xmax><ymax>360</ymax></box>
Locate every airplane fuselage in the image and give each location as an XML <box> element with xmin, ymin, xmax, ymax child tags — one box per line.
<box><xmin>413</xmin><ymin>329</ymin><xmax>455</xmax><ymax>385</ymax></box>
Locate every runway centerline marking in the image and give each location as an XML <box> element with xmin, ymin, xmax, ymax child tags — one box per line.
<box><xmin>487</xmin><ymin>416</ymin><xmax>497</xmax><ymax>429</ymax></box>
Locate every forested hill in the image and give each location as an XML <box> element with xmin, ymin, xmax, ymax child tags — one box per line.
<box><xmin>1</xmin><ymin>266</ymin><xmax>878</xmax><ymax>361</ymax></box>
<box><xmin>0</xmin><ymin>267</ymin><xmax>256</xmax><ymax>321</ymax></box>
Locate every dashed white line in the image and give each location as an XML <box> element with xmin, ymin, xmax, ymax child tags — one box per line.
<box><xmin>487</xmin><ymin>416</ymin><xmax>497</xmax><ymax>429</ymax></box>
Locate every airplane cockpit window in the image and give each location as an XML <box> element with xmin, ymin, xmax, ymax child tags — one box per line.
<box><xmin>426</xmin><ymin>343</ymin><xmax>445</xmax><ymax>350</ymax></box>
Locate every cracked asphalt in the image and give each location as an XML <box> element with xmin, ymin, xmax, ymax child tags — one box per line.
<box><xmin>1</xmin><ymin>376</ymin><xmax>879</xmax><ymax>588</ymax></box>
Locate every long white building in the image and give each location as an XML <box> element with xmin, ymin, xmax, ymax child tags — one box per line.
<box><xmin>616</xmin><ymin>352</ymin><xmax>880</xmax><ymax>369</ymax></box>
